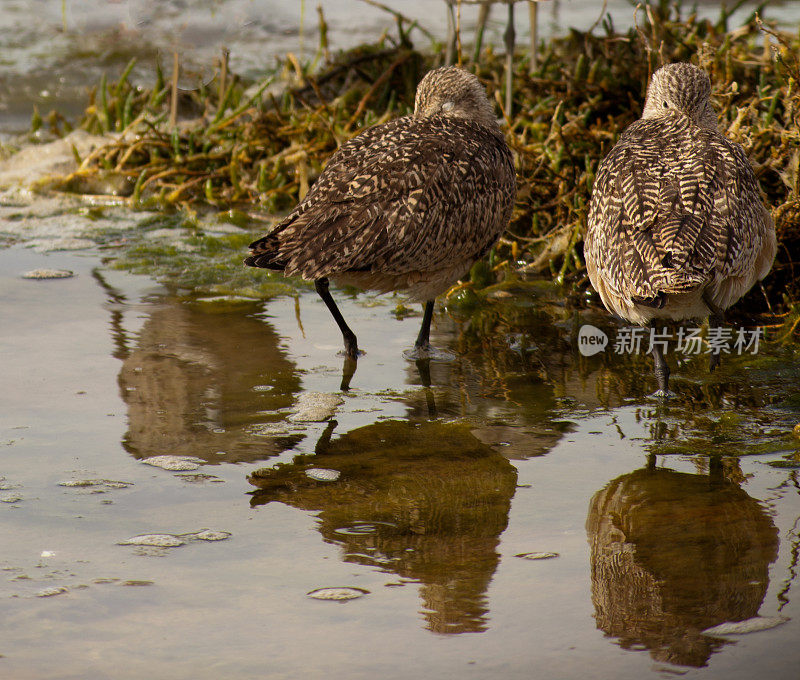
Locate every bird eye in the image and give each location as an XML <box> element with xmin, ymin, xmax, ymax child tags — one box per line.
<box><xmin>662</xmin><ymin>101</ymin><xmax>669</xmax><ymax>108</ymax></box>
<box><xmin>442</xmin><ymin>101</ymin><xmax>455</xmax><ymax>112</ymax></box>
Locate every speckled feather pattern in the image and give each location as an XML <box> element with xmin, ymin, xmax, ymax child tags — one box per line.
<box><xmin>585</xmin><ymin>63</ymin><xmax>776</xmax><ymax>325</ymax></box>
<box><xmin>246</xmin><ymin>68</ymin><xmax>515</xmax><ymax>302</ymax></box>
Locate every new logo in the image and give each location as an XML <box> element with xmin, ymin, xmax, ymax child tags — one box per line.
<box><xmin>578</xmin><ymin>325</ymin><xmax>609</xmax><ymax>356</ymax></box>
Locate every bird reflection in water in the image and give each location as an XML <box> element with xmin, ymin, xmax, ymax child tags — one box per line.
<box><xmin>113</xmin><ymin>294</ymin><xmax>303</xmax><ymax>464</ymax></box>
<box><xmin>586</xmin><ymin>455</ymin><xmax>779</xmax><ymax>667</ymax></box>
<box><xmin>249</xmin><ymin>419</ymin><xmax>521</xmax><ymax>634</ymax></box>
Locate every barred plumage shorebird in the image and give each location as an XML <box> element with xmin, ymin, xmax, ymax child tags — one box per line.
<box><xmin>585</xmin><ymin>63</ymin><xmax>776</xmax><ymax>396</ymax></box>
<box><xmin>245</xmin><ymin>66</ymin><xmax>515</xmax><ymax>363</ymax></box>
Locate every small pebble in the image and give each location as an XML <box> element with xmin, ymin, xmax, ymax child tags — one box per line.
<box><xmin>248</xmin><ymin>423</ymin><xmax>301</xmax><ymax>436</ymax></box>
<box><xmin>305</xmin><ymin>468</ymin><xmax>341</xmax><ymax>482</ymax></box>
<box><xmin>141</xmin><ymin>455</ymin><xmax>204</xmax><ymax>471</ymax></box>
<box><xmin>192</xmin><ymin>530</ymin><xmax>231</xmax><ymax>542</ymax></box>
<box><xmin>288</xmin><ymin>392</ymin><xmax>343</xmax><ymax>423</ymax></box>
<box><xmin>119</xmin><ymin>534</ymin><xmax>185</xmax><ymax>548</ymax></box>
<box><xmin>515</xmin><ymin>552</ymin><xmax>559</xmax><ymax>560</ymax></box>
<box><xmin>703</xmin><ymin>617</ymin><xmax>789</xmax><ymax>636</ymax></box>
<box><xmin>59</xmin><ymin>480</ymin><xmax>97</xmax><ymax>488</ymax></box>
<box><xmin>307</xmin><ymin>587</ymin><xmax>369</xmax><ymax>601</ymax></box>
<box><xmin>36</xmin><ymin>587</ymin><xmax>68</xmax><ymax>597</ymax></box>
<box><xmin>58</xmin><ymin>479</ymin><xmax>132</xmax><ymax>488</ymax></box>
<box><xmin>21</xmin><ymin>269</ymin><xmax>74</xmax><ymax>279</ymax></box>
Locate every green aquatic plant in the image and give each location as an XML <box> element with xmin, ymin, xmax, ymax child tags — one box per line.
<box><xmin>108</xmin><ymin>223</ymin><xmax>303</xmax><ymax>298</ymax></box>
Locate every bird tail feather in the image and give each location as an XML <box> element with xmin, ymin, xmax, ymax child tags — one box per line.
<box><xmin>244</xmin><ymin>234</ymin><xmax>286</xmax><ymax>270</ymax></box>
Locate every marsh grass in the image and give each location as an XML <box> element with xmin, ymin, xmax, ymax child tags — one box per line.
<box><xmin>37</xmin><ymin>1</ymin><xmax>800</xmax><ymax>324</ymax></box>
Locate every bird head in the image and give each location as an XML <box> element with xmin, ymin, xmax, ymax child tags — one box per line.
<box><xmin>414</xmin><ymin>66</ymin><xmax>498</xmax><ymax>127</ymax></box>
<box><xmin>642</xmin><ymin>63</ymin><xmax>718</xmax><ymax>130</ymax></box>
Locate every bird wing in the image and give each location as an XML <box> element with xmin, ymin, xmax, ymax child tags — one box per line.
<box><xmin>247</xmin><ymin>116</ymin><xmax>515</xmax><ymax>279</ymax></box>
<box><xmin>585</xmin><ymin>115</ymin><xmax>768</xmax><ymax>305</ymax></box>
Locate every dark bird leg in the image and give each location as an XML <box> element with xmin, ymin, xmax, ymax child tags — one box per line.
<box><xmin>415</xmin><ymin>300</ymin><xmax>435</xmax><ymax>352</ymax></box>
<box><xmin>415</xmin><ymin>358</ymin><xmax>438</xmax><ymax>418</ymax></box>
<box><xmin>315</xmin><ymin>278</ymin><xmax>360</xmax><ymax>360</ymax></box>
<box><xmin>416</xmin><ymin>357</ymin><xmax>432</xmax><ymax>387</ymax></box>
<box><xmin>414</xmin><ymin>317</ymin><xmax>437</xmax><ymax>417</ymax></box>
<box><xmin>314</xmin><ymin>419</ymin><xmax>338</xmax><ymax>455</ymax></box>
<box><xmin>650</xmin><ymin>325</ymin><xmax>674</xmax><ymax>399</ymax></box>
<box><xmin>708</xmin><ymin>454</ymin><xmax>724</xmax><ymax>488</ymax></box>
<box><xmin>703</xmin><ymin>292</ymin><xmax>725</xmax><ymax>372</ymax></box>
<box><xmin>340</xmin><ymin>357</ymin><xmax>357</xmax><ymax>392</ymax></box>
<box><xmin>403</xmin><ymin>300</ymin><xmax>455</xmax><ymax>362</ymax></box>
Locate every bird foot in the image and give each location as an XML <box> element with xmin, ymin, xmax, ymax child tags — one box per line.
<box><xmin>402</xmin><ymin>345</ymin><xmax>456</xmax><ymax>362</ymax></box>
<box><xmin>649</xmin><ymin>388</ymin><xmax>677</xmax><ymax>400</ymax></box>
<box><xmin>337</xmin><ymin>348</ymin><xmax>365</xmax><ymax>360</ymax></box>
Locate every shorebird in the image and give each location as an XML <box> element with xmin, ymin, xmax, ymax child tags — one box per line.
<box><xmin>585</xmin><ymin>63</ymin><xmax>776</xmax><ymax>396</ymax></box>
<box><xmin>245</xmin><ymin>66</ymin><xmax>515</xmax><ymax>362</ymax></box>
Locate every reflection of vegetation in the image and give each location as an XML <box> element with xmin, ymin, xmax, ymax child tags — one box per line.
<box><xmin>586</xmin><ymin>461</ymin><xmax>779</xmax><ymax>667</ymax></box>
<box><xmin>118</xmin><ymin>296</ymin><xmax>303</xmax><ymax>463</ymax></box>
<box><xmin>439</xmin><ymin>291</ymin><xmax>800</xmax><ymax>428</ymax></box>
<box><xmin>447</xmin><ymin>290</ymin><xmax>566</xmax><ymax>401</ymax></box>
<box><xmin>643</xmin><ymin>411</ymin><xmax>798</xmax><ymax>459</ymax></box>
<box><xmin>628</xmin><ymin>349</ymin><xmax>800</xmax><ymax>456</ymax></box>
<box><xmin>249</xmin><ymin>419</ymin><xmax>521</xmax><ymax>634</ymax></box>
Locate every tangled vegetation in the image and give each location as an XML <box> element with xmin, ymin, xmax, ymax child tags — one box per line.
<box><xmin>36</xmin><ymin>1</ymin><xmax>800</xmax><ymax>318</ymax></box>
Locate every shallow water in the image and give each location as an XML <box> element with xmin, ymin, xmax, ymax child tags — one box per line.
<box><xmin>1</xmin><ymin>244</ymin><xmax>799</xmax><ymax>679</ymax></box>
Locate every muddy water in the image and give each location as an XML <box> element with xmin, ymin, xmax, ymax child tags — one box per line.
<box><xmin>1</xmin><ymin>244</ymin><xmax>799</xmax><ymax>679</ymax></box>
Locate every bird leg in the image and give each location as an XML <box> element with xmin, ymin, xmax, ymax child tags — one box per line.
<box><xmin>414</xmin><ymin>357</ymin><xmax>437</xmax><ymax>418</ymax></box>
<box><xmin>651</xmin><ymin>340</ymin><xmax>674</xmax><ymax>399</ymax></box>
<box><xmin>415</xmin><ymin>300</ymin><xmax>435</xmax><ymax>351</ymax></box>
<box><xmin>314</xmin><ymin>419</ymin><xmax>338</xmax><ymax>455</ymax></box>
<box><xmin>403</xmin><ymin>300</ymin><xmax>455</xmax><ymax>362</ymax></box>
<box><xmin>315</xmin><ymin>278</ymin><xmax>360</xmax><ymax>360</ymax></box>
<box><xmin>703</xmin><ymin>292</ymin><xmax>725</xmax><ymax>372</ymax></box>
<box><xmin>340</xmin><ymin>357</ymin><xmax>357</xmax><ymax>392</ymax></box>
<box><xmin>416</xmin><ymin>357</ymin><xmax>432</xmax><ymax>387</ymax></box>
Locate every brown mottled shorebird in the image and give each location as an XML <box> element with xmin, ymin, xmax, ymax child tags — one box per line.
<box><xmin>245</xmin><ymin>66</ymin><xmax>515</xmax><ymax>361</ymax></box>
<box><xmin>585</xmin><ymin>63</ymin><xmax>776</xmax><ymax>397</ymax></box>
